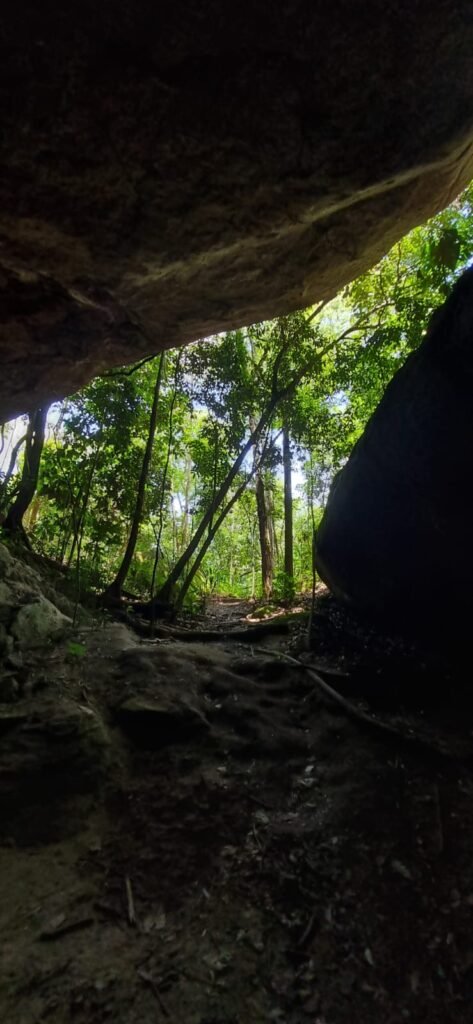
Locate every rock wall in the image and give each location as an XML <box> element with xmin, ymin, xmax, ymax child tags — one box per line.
<box><xmin>315</xmin><ymin>267</ymin><xmax>473</xmax><ymax>643</ymax></box>
<box><xmin>1</xmin><ymin>2</ymin><xmax>473</xmax><ymax>418</ymax></box>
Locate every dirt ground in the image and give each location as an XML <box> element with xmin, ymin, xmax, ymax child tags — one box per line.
<box><xmin>2</xmin><ymin>594</ymin><xmax>473</xmax><ymax>1024</ymax></box>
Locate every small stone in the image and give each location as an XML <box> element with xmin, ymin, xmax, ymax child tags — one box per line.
<box><xmin>410</xmin><ymin>970</ymin><xmax>420</xmax><ymax>993</ymax></box>
<box><xmin>392</xmin><ymin>859</ymin><xmax>412</xmax><ymax>880</ymax></box>
<box><xmin>142</xmin><ymin>908</ymin><xmax>166</xmax><ymax>932</ymax></box>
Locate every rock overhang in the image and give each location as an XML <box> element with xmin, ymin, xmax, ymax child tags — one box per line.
<box><xmin>1</xmin><ymin>1</ymin><xmax>473</xmax><ymax>419</ymax></box>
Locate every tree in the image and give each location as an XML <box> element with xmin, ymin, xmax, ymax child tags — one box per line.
<box><xmin>0</xmin><ymin>429</ymin><xmax>28</xmax><ymax>514</ymax></box>
<box><xmin>282</xmin><ymin>421</ymin><xmax>294</xmax><ymax>594</ymax></box>
<box><xmin>105</xmin><ymin>352</ymin><xmax>165</xmax><ymax>601</ymax></box>
<box><xmin>3</xmin><ymin>407</ymin><xmax>48</xmax><ymax>535</ymax></box>
<box><xmin>149</xmin><ymin>352</ymin><xmax>183</xmax><ymax>603</ymax></box>
<box><xmin>255</xmin><ymin>466</ymin><xmax>274</xmax><ymax>600</ymax></box>
<box><xmin>154</xmin><ymin>315</ymin><xmax>318</xmax><ymax>602</ymax></box>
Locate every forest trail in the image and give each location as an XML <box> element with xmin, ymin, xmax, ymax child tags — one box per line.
<box><xmin>205</xmin><ymin>596</ymin><xmax>255</xmax><ymax>623</ymax></box>
<box><xmin>1</xmin><ymin>596</ymin><xmax>473</xmax><ymax>1024</ymax></box>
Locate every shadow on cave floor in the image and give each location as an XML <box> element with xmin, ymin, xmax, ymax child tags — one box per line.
<box><xmin>1</xmin><ymin>592</ymin><xmax>473</xmax><ymax>1024</ymax></box>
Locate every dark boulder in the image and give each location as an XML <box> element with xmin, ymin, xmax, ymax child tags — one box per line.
<box><xmin>315</xmin><ymin>267</ymin><xmax>473</xmax><ymax>646</ymax></box>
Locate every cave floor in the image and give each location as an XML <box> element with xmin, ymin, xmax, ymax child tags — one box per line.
<box><xmin>1</xmin><ymin>597</ymin><xmax>473</xmax><ymax>1024</ymax></box>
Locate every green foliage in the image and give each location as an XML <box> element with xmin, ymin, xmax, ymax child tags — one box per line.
<box><xmin>66</xmin><ymin>640</ymin><xmax>86</xmax><ymax>659</ymax></box>
<box><xmin>273</xmin><ymin>569</ymin><xmax>296</xmax><ymax>604</ymax></box>
<box><xmin>3</xmin><ymin>180</ymin><xmax>471</xmax><ymax>605</ymax></box>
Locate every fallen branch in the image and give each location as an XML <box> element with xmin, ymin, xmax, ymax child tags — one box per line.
<box><xmin>125</xmin><ymin>876</ymin><xmax>136</xmax><ymax>927</ymax></box>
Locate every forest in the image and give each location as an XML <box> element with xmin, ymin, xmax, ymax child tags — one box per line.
<box><xmin>2</xmin><ymin>183</ymin><xmax>473</xmax><ymax>1024</ymax></box>
<box><xmin>1</xmin><ymin>182</ymin><xmax>472</xmax><ymax>615</ymax></box>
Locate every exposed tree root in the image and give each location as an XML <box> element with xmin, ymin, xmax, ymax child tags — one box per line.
<box><xmin>113</xmin><ymin>610</ymin><xmax>307</xmax><ymax>643</ymax></box>
<box><xmin>247</xmin><ymin>646</ymin><xmax>473</xmax><ymax>768</ymax></box>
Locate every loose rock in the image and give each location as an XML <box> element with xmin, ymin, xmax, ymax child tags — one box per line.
<box><xmin>11</xmin><ymin>597</ymin><xmax>72</xmax><ymax>650</ymax></box>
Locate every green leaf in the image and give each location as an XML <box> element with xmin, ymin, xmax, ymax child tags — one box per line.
<box><xmin>67</xmin><ymin>641</ymin><xmax>86</xmax><ymax>658</ymax></box>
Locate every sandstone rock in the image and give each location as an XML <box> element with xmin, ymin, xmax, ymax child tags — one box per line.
<box><xmin>315</xmin><ymin>267</ymin><xmax>473</xmax><ymax>644</ymax></box>
<box><xmin>11</xmin><ymin>597</ymin><xmax>72</xmax><ymax>649</ymax></box>
<box><xmin>0</xmin><ymin>3</ymin><xmax>472</xmax><ymax>418</ymax></box>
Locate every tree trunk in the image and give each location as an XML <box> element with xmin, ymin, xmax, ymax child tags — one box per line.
<box><xmin>283</xmin><ymin>423</ymin><xmax>294</xmax><ymax>585</ymax></box>
<box><xmin>181</xmin><ymin>456</ymin><xmax>192</xmax><ymax>550</ymax></box>
<box><xmin>157</xmin><ymin>397</ymin><xmax>279</xmax><ymax>601</ymax></box>
<box><xmin>3</xmin><ymin>407</ymin><xmax>48</xmax><ymax>534</ymax></box>
<box><xmin>66</xmin><ymin>445</ymin><xmax>101</xmax><ymax>568</ymax></box>
<box><xmin>58</xmin><ymin>523</ymin><xmax>72</xmax><ymax>564</ymax></box>
<box><xmin>149</xmin><ymin>352</ymin><xmax>182</xmax><ymax>603</ymax></box>
<box><xmin>175</xmin><ymin>470</ymin><xmax>254</xmax><ymax>611</ymax></box>
<box><xmin>24</xmin><ymin>493</ymin><xmax>41</xmax><ymax>531</ymax></box>
<box><xmin>156</xmin><ymin>430</ymin><xmax>272</xmax><ymax>614</ymax></box>
<box><xmin>105</xmin><ymin>353</ymin><xmax>165</xmax><ymax>600</ymax></box>
<box><xmin>255</xmin><ymin>470</ymin><xmax>274</xmax><ymax>600</ymax></box>
<box><xmin>0</xmin><ymin>431</ymin><xmax>28</xmax><ymax>512</ymax></box>
<box><xmin>156</xmin><ymin>325</ymin><xmax>320</xmax><ymax>602</ymax></box>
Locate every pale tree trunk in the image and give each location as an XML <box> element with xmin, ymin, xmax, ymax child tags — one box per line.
<box><xmin>227</xmin><ymin>516</ymin><xmax>234</xmax><ymax>590</ymax></box>
<box><xmin>181</xmin><ymin>456</ymin><xmax>192</xmax><ymax>550</ymax></box>
<box><xmin>24</xmin><ymin>493</ymin><xmax>41</xmax><ymax>531</ymax></box>
<box><xmin>149</xmin><ymin>353</ymin><xmax>182</xmax><ymax>604</ymax></box>
<box><xmin>0</xmin><ymin>431</ymin><xmax>28</xmax><ymax>512</ymax></box>
<box><xmin>3</xmin><ymin>407</ymin><xmax>48</xmax><ymax>535</ymax></box>
<box><xmin>283</xmin><ymin>423</ymin><xmax>294</xmax><ymax>586</ymax></box>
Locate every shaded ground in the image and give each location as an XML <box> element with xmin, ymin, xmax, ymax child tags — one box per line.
<box><xmin>2</xmin><ymin>594</ymin><xmax>473</xmax><ymax>1023</ymax></box>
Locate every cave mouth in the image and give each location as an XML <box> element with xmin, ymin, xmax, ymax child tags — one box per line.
<box><xmin>2</xmin><ymin>180</ymin><xmax>473</xmax><ymax>657</ymax></box>
<box><xmin>1</xmin><ymin>9</ymin><xmax>473</xmax><ymax>1018</ymax></box>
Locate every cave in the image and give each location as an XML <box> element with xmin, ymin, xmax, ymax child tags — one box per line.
<box><xmin>1</xmin><ymin>5</ymin><xmax>473</xmax><ymax>1022</ymax></box>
